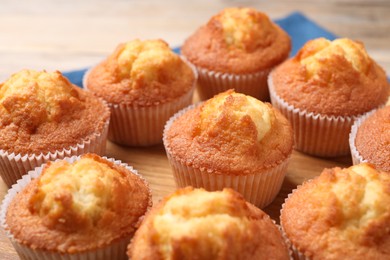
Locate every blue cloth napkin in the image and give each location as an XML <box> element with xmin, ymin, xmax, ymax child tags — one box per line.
<box><xmin>63</xmin><ymin>12</ymin><xmax>337</xmax><ymax>87</ymax></box>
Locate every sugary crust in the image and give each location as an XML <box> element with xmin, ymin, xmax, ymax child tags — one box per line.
<box><xmin>5</xmin><ymin>154</ymin><xmax>152</xmax><ymax>254</ymax></box>
<box><xmin>165</xmin><ymin>101</ymin><xmax>293</xmax><ymax>175</ymax></box>
<box><xmin>0</xmin><ymin>86</ymin><xmax>109</xmax><ymax>155</ymax></box>
<box><xmin>86</xmin><ymin>40</ymin><xmax>196</xmax><ymax>106</ymax></box>
<box><xmin>281</xmin><ymin>164</ymin><xmax>390</xmax><ymax>259</ymax></box>
<box><xmin>355</xmin><ymin>106</ymin><xmax>390</xmax><ymax>171</ymax></box>
<box><xmin>181</xmin><ymin>8</ymin><xmax>291</xmax><ymax>74</ymax></box>
<box><xmin>271</xmin><ymin>41</ymin><xmax>390</xmax><ymax>116</ymax></box>
<box><xmin>128</xmin><ymin>187</ymin><xmax>290</xmax><ymax>260</ymax></box>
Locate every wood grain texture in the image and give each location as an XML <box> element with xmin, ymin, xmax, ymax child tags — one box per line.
<box><xmin>0</xmin><ymin>0</ymin><xmax>389</xmax><ymax>258</ymax></box>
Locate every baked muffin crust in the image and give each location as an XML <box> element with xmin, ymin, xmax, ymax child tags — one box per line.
<box><xmin>5</xmin><ymin>153</ymin><xmax>152</xmax><ymax>254</ymax></box>
<box><xmin>128</xmin><ymin>187</ymin><xmax>290</xmax><ymax>260</ymax></box>
<box><xmin>199</xmin><ymin>89</ymin><xmax>274</xmax><ymax>142</ymax></box>
<box><xmin>181</xmin><ymin>7</ymin><xmax>291</xmax><ymax>74</ymax></box>
<box><xmin>271</xmin><ymin>38</ymin><xmax>390</xmax><ymax>116</ymax></box>
<box><xmin>0</xmin><ymin>70</ymin><xmax>109</xmax><ymax>155</ymax></box>
<box><xmin>0</xmin><ymin>70</ymin><xmax>82</xmax><ymax>125</ymax></box>
<box><xmin>355</xmin><ymin>106</ymin><xmax>390</xmax><ymax>171</ymax></box>
<box><xmin>86</xmin><ymin>39</ymin><xmax>195</xmax><ymax>106</ymax></box>
<box><xmin>165</xmin><ymin>90</ymin><xmax>293</xmax><ymax>175</ymax></box>
<box><xmin>218</xmin><ymin>7</ymin><xmax>276</xmax><ymax>51</ymax></box>
<box><xmin>281</xmin><ymin>163</ymin><xmax>390</xmax><ymax>259</ymax></box>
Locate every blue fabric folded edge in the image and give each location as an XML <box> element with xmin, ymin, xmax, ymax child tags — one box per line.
<box><xmin>63</xmin><ymin>11</ymin><xmax>337</xmax><ymax>88</ymax></box>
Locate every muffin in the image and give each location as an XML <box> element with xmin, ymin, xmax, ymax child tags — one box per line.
<box><xmin>0</xmin><ymin>70</ymin><xmax>110</xmax><ymax>187</ymax></box>
<box><xmin>163</xmin><ymin>90</ymin><xmax>293</xmax><ymax>208</ymax></box>
<box><xmin>1</xmin><ymin>153</ymin><xmax>152</xmax><ymax>259</ymax></box>
<box><xmin>181</xmin><ymin>7</ymin><xmax>291</xmax><ymax>101</ymax></box>
<box><xmin>349</xmin><ymin>106</ymin><xmax>390</xmax><ymax>171</ymax></box>
<box><xmin>128</xmin><ymin>187</ymin><xmax>291</xmax><ymax>260</ymax></box>
<box><xmin>269</xmin><ymin>37</ymin><xmax>390</xmax><ymax>157</ymax></box>
<box><xmin>84</xmin><ymin>39</ymin><xmax>197</xmax><ymax>147</ymax></box>
<box><xmin>280</xmin><ymin>163</ymin><xmax>390</xmax><ymax>259</ymax></box>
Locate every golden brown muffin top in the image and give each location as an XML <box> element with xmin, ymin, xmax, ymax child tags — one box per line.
<box><xmin>181</xmin><ymin>7</ymin><xmax>291</xmax><ymax>74</ymax></box>
<box><xmin>0</xmin><ymin>70</ymin><xmax>109</xmax><ymax>155</ymax></box>
<box><xmin>128</xmin><ymin>187</ymin><xmax>290</xmax><ymax>260</ymax></box>
<box><xmin>281</xmin><ymin>163</ymin><xmax>390</xmax><ymax>260</ymax></box>
<box><xmin>355</xmin><ymin>106</ymin><xmax>390</xmax><ymax>172</ymax></box>
<box><xmin>164</xmin><ymin>90</ymin><xmax>293</xmax><ymax>175</ymax></box>
<box><xmin>86</xmin><ymin>39</ymin><xmax>196</xmax><ymax>106</ymax></box>
<box><xmin>271</xmin><ymin>38</ymin><xmax>390</xmax><ymax>116</ymax></box>
<box><xmin>6</xmin><ymin>153</ymin><xmax>152</xmax><ymax>254</ymax></box>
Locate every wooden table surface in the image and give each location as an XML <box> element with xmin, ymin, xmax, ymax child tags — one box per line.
<box><xmin>1</xmin><ymin>0</ymin><xmax>389</xmax><ymax>258</ymax></box>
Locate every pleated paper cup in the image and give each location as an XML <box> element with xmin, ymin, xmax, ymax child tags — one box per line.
<box><xmin>280</xmin><ymin>185</ymin><xmax>313</xmax><ymax>260</ymax></box>
<box><xmin>280</xmin><ymin>227</ymin><xmax>311</xmax><ymax>260</ymax></box>
<box><xmin>268</xmin><ymin>75</ymin><xmax>358</xmax><ymax>157</ymax></box>
<box><xmin>8</xmin><ymin>236</ymin><xmax>130</xmax><ymax>260</ymax></box>
<box><xmin>163</xmin><ymin>103</ymin><xmax>291</xmax><ymax>209</ymax></box>
<box><xmin>83</xmin><ymin>57</ymin><xmax>197</xmax><ymax>147</ymax></box>
<box><xmin>276</xmin><ymin>223</ymin><xmax>294</xmax><ymax>260</ymax></box>
<box><xmin>0</xmin><ymin>155</ymin><xmax>150</xmax><ymax>260</ymax></box>
<box><xmin>195</xmin><ymin>66</ymin><xmax>271</xmax><ymax>101</ymax></box>
<box><xmin>166</xmin><ymin>153</ymin><xmax>290</xmax><ymax>209</ymax></box>
<box><xmin>349</xmin><ymin>110</ymin><xmax>375</xmax><ymax>165</ymax></box>
<box><xmin>0</xmin><ymin>117</ymin><xmax>109</xmax><ymax>188</ymax></box>
<box><xmin>107</xmin><ymin>89</ymin><xmax>194</xmax><ymax>147</ymax></box>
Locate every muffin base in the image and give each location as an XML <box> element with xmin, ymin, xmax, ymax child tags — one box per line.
<box><xmin>166</xmin><ymin>153</ymin><xmax>290</xmax><ymax>209</ymax></box>
<box><xmin>349</xmin><ymin>110</ymin><xmax>374</xmax><ymax>165</ymax></box>
<box><xmin>10</xmin><ymin>236</ymin><xmax>130</xmax><ymax>260</ymax></box>
<box><xmin>0</xmin><ymin>118</ymin><xmax>109</xmax><ymax>188</ymax></box>
<box><xmin>0</xmin><ymin>155</ymin><xmax>150</xmax><ymax>260</ymax></box>
<box><xmin>281</xmin><ymin>227</ymin><xmax>311</xmax><ymax>260</ymax></box>
<box><xmin>107</xmin><ymin>89</ymin><xmax>194</xmax><ymax>147</ymax></box>
<box><xmin>196</xmin><ymin>66</ymin><xmax>271</xmax><ymax>101</ymax></box>
<box><xmin>268</xmin><ymin>75</ymin><xmax>357</xmax><ymax>157</ymax></box>
<box><xmin>280</xmin><ymin>186</ymin><xmax>313</xmax><ymax>260</ymax></box>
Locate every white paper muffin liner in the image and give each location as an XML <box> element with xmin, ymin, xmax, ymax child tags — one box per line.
<box><xmin>0</xmin><ymin>117</ymin><xmax>109</xmax><ymax>188</ymax></box>
<box><xmin>195</xmin><ymin>66</ymin><xmax>271</xmax><ymax>101</ymax></box>
<box><xmin>281</xmin><ymin>226</ymin><xmax>311</xmax><ymax>260</ymax></box>
<box><xmin>9</xmin><ymin>236</ymin><xmax>130</xmax><ymax>260</ymax></box>
<box><xmin>83</xmin><ymin>57</ymin><xmax>197</xmax><ymax>147</ymax></box>
<box><xmin>163</xmin><ymin>103</ymin><xmax>291</xmax><ymax>209</ymax></box>
<box><xmin>268</xmin><ymin>74</ymin><xmax>359</xmax><ymax>157</ymax></box>
<box><xmin>280</xmin><ymin>183</ymin><xmax>313</xmax><ymax>260</ymax></box>
<box><xmin>349</xmin><ymin>110</ymin><xmax>375</xmax><ymax>165</ymax></box>
<box><xmin>0</xmin><ymin>155</ymin><xmax>150</xmax><ymax>260</ymax></box>
<box><xmin>276</xmin><ymin>223</ymin><xmax>294</xmax><ymax>260</ymax></box>
<box><xmin>107</xmin><ymin>89</ymin><xmax>194</xmax><ymax>147</ymax></box>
